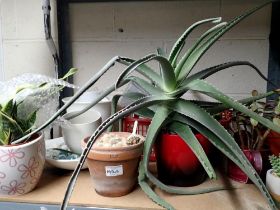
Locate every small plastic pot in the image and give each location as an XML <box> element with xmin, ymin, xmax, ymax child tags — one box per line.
<box><xmin>81</xmin><ymin>132</ymin><xmax>144</xmax><ymax>197</ymax></box>
<box><xmin>266</xmin><ymin>131</ymin><xmax>280</xmax><ymax>156</ymax></box>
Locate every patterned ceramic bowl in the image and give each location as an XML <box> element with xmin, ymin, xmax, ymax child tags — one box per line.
<box><xmin>0</xmin><ymin>133</ymin><xmax>45</xmax><ymax>196</ymax></box>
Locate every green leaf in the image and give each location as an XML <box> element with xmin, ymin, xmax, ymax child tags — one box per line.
<box><xmin>169</xmin><ymin>17</ymin><xmax>222</xmax><ymax>66</ymax></box>
<box><xmin>1</xmin><ymin>99</ymin><xmax>14</xmax><ymax>115</ymax></box>
<box><xmin>126</xmin><ymin>76</ymin><xmax>165</xmax><ymax>96</ymax></box>
<box><xmin>116</xmin><ymin>55</ymin><xmax>176</xmax><ymax>92</ymax></box>
<box><xmin>118</xmin><ymin>57</ymin><xmax>164</xmax><ymax>90</ymax></box>
<box><xmin>175</xmin><ymin>1</ymin><xmax>271</xmax><ymax>81</ymax></box>
<box><xmin>175</xmin><ymin>21</ymin><xmax>227</xmax><ymax>80</ymax></box>
<box><xmin>187</xmin><ymin>79</ymin><xmax>280</xmax><ymax>134</ymax></box>
<box><xmin>174</xmin><ymin>114</ymin><xmax>277</xmax><ymax>210</ymax></box>
<box><xmin>169</xmin><ymin>100</ymin><xmax>277</xmax><ymax>209</ymax></box>
<box><xmin>24</xmin><ymin>110</ymin><xmax>37</xmax><ymax>133</ymax></box>
<box><xmin>142</xmin><ymin>106</ymin><xmax>172</xmax><ymax>170</ymax></box>
<box><xmin>180</xmin><ymin>61</ymin><xmax>276</xmax><ymax>88</ymax></box>
<box><xmin>138</xmin><ymin>161</ymin><xmax>175</xmax><ymax>210</ymax></box>
<box><xmin>169</xmin><ymin>122</ymin><xmax>216</xmax><ymax>179</ymax></box>
<box><xmin>208</xmin><ymin>90</ymin><xmax>278</xmax><ymax>114</ymax></box>
<box><xmin>60</xmin><ymin>95</ymin><xmax>173</xmax><ymax>210</ymax></box>
<box><xmin>157</xmin><ymin>47</ymin><xmax>166</xmax><ymax>57</ymax></box>
<box><xmin>61</xmin><ymin>68</ymin><xmax>78</xmax><ymax>80</ymax></box>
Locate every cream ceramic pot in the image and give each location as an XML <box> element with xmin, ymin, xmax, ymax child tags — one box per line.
<box><xmin>62</xmin><ymin>91</ymin><xmax>111</xmax><ymax>122</ymax></box>
<box><xmin>61</xmin><ymin>110</ymin><xmax>102</xmax><ymax>154</ymax></box>
<box><xmin>0</xmin><ymin>133</ymin><xmax>45</xmax><ymax>196</ymax></box>
<box><xmin>266</xmin><ymin>169</ymin><xmax>280</xmax><ymax>202</ymax></box>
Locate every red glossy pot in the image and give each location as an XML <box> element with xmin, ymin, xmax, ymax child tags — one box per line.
<box><xmin>266</xmin><ymin>131</ymin><xmax>280</xmax><ymax>156</ymax></box>
<box><xmin>227</xmin><ymin>150</ymin><xmax>263</xmax><ymax>183</ymax></box>
<box><xmin>155</xmin><ymin>132</ymin><xmax>212</xmax><ymax>187</ymax></box>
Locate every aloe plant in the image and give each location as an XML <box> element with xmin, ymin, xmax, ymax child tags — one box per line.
<box><xmin>0</xmin><ymin>68</ymin><xmax>77</xmax><ymax>145</ymax></box>
<box><xmin>10</xmin><ymin>1</ymin><xmax>280</xmax><ymax>210</ymax></box>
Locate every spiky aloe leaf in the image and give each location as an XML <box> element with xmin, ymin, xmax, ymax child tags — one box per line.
<box><xmin>208</xmin><ymin>90</ymin><xmax>279</xmax><ymax>115</ymax></box>
<box><xmin>170</xmin><ymin>99</ymin><xmax>277</xmax><ymax>210</ymax></box>
<box><xmin>119</xmin><ymin>92</ymin><xmax>155</xmax><ymax>118</ymax></box>
<box><xmin>169</xmin><ymin>17</ymin><xmax>222</xmax><ymax>66</ymax></box>
<box><xmin>116</xmin><ymin>55</ymin><xmax>176</xmax><ymax>92</ymax></box>
<box><xmin>180</xmin><ymin>61</ymin><xmax>276</xmax><ymax>88</ymax></box>
<box><xmin>175</xmin><ymin>114</ymin><xmax>278</xmax><ymax>209</ymax></box>
<box><xmin>169</xmin><ymin>122</ymin><xmax>216</xmax><ymax>179</ymax></box>
<box><xmin>12</xmin><ymin>57</ymin><xmax>125</xmax><ymax>144</ymax></box>
<box><xmin>187</xmin><ymin>79</ymin><xmax>280</xmax><ymax>134</ymax></box>
<box><xmin>142</xmin><ymin>106</ymin><xmax>172</xmax><ymax>171</ymax></box>
<box><xmin>61</xmin><ymin>95</ymin><xmax>173</xmax><ymax>210</ymax></box>
<box><xmin>175</xmin><ymin>1</ymin><xmax>271</xmax><ymax>81</ymax></box>
<box><xmin>138</xmin><ymin>161</ymin><xmax>175</xmax><ymax>210</ymax></box>
<box><xmin>118</xmin><ymin>57</ymin><xmax>163</xmax><ymax>88</ymax></box>
<box><xmin>157</xmin><ymin>47</ymin><xmax>166</xmax><ymax>57</ymax></box>
<box><xmin>175</xmin><ymin>21</ymin><xmax>227</xmax><ymax>79</ymax></box>
<box><xmin>142</xmin><ymin>106</ymin><xmax>226</xmax><ymax>197</ymax></box>
<box><xmin>126</xmin><ymin>76</ymin><xmax>164</xmax><ymax>96</ymax></box>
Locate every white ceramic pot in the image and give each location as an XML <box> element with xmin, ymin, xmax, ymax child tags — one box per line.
<box><xmin>61</xmin><ymin>110</ymin><xmax>102</xmax><ymax>154</ymax></box>
<box><xmin>266</xmin><ymin>169</ymin><xmax>280</xmax><ymax>202</ymax></box>
<box><xmin>0</xmin><ymin>133</ymin><xmax>45</xmax><ymax>196</ymax></box>
<box><xmin>62</xmin><ymin>91</ymin><xmax>111</xmax><ymax>122</ymax></box>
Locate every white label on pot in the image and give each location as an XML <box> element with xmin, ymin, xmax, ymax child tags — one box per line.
<box><xmin>105</xmin><ymin>165</ymin><xmax>123</xmax><ymax>176</ymax></box>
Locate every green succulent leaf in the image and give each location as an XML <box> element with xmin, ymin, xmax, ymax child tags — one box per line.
<box><xmin>117</xmin><ymin>55</ymin><xmax>165</xmax><ymax>90</ymax></box>
<box><xmin>170</xmin><ymin>100</ymin><xmax>277</xmax><ymax>209</ymax></box>
<box><xmin>175</xmin><ymin>21</ymin><xmax>227</xmax><ymax>80</ymax></box>
<box><xmin>157</xmin><ymin>47</ymin><xmax>166</xmax><ymax>57</ymax></box>
<box><xmin>175</xmin><ymin>1</ymin><xmax>271</xmax><ymax>81</ymax></box>
<box><xmin>138</xmin><ymin>161</ymin><xmax>174</xmax><ymax>210</ymax></box>
<box><xmin>169</xmin><ymin>121</ymin><xmax>216</xmax><ymax>179</ymax></box>
<box><xmin>61</xmin><ymin>95</ymin><xmax>173</xmax><ymax>210</ymax></box>
<box><xmin>208</xmin><ymin>90</ymin><xmax>279</xmax><ymax>114</ymax></box>
<box><xmin>119</xmin><ymin>57</ymin><xmax>163</xmax><ymax>88</ymax></box>
<box><xmin>143</xmin><ymin>106</ymin><xmax>172</xmax><ymax>170</ymax></box>
<box><xmin>126</xmin><ymin>76</ymin><xmax>165</xmax><ymax>96</ymax></box>
<box><xmin>169</xmin><ymin>17</ymin><xmax>222</xmax><ymax>66</ymax></box>
<box><xmin>116</xmin><ymin>55</ymin><xmax>176</xmax><ymax>92</ymax></box>
<box><xmin>180</xmin><ymin>61</ymin><xmax>276</xmax><ymax>88</ymax></box>
<box><xmin>187</xmin><ymin>79</ymin><xmax>280</xmax><ymax>134</ymax></box>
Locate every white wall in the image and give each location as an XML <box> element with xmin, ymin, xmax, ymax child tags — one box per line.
<box><xmin>0</xmin><ymin>0</ymin><xmax>57</xmax><ymax>80</ymax></box>
<box><xmin>0</xmin><ymin>0</ymin><xmax>272</xmax><ymax>100</ymax></box>
<box><xmin>69</xmin><ymin>0</ymin><xmax>271</xmax><ymax>100</ymax></box>
<box><xmin>0</xmin><ymin>0</ymin><xmax>3</xmax><ymax>80</ymax></box>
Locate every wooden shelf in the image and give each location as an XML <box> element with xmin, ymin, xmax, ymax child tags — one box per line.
<box><xmin>0</xmin><ymin>166</ymin><xmax>270</xmax><ymax>210</ymax></box>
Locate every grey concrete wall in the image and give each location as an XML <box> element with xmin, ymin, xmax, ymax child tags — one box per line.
<box><xmin>0</xmin><ymin>0</ymin><xmax>272</xmax><ymax>100</ymax></box>
<box><xmin>69</xmin><ymin>0</ymin><xmax>271</xmax><ymax>100</ymax></box>
<box><xmin>0</xmin><ymin>0</ymin><xmax>57</xmax><ymax>80</ymax></box>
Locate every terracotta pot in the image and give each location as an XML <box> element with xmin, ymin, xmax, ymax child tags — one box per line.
<box><xmin>227</xmin><ymin>149</ymin><xmax>263</xmax><ymax>183</ymax></box>
<box><xmin>81</xmin><ymin>132</ymin><xmax>144</xmax><ymax>197</ymax></box>
<box><xmin>266</xmin><ymin>169</ymin><xmax>280</xmax><ymax>202</ymax></box>
<box><xmin>0</xmin><ymin>133</ymin><xmax>45</xmax><ymax>196</ymax></box>
<box><xmin>266</xmin><ymin>131</ymin><xmax>280</xmax><ymax>156</ymax></box>
<box><xmin>155</xmin><ymin>132</ymin><xmax>212</xmax><ymax>187</ymax></box>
